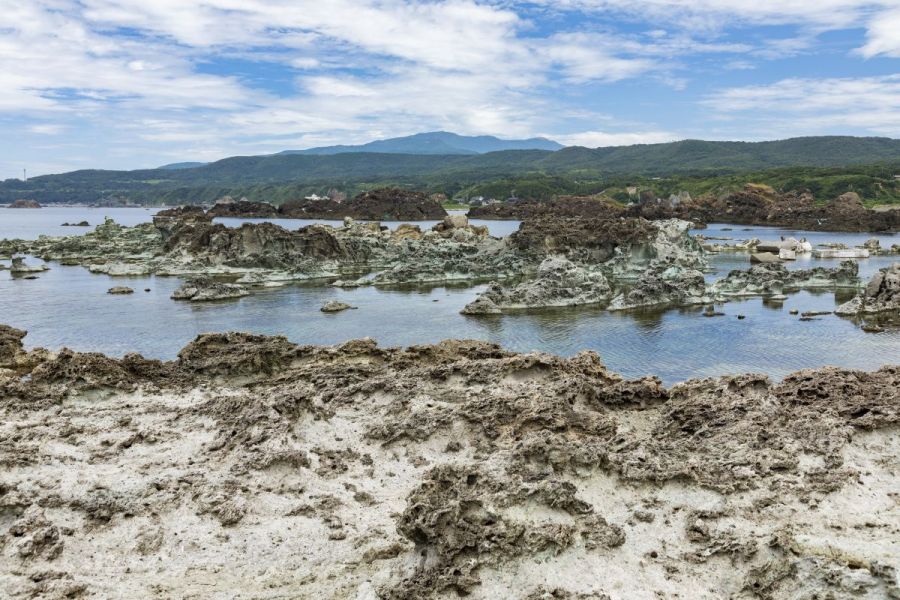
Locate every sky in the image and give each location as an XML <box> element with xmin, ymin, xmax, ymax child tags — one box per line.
<box><xmin>2</xmin><ymin>1</ymin><xmax>900</xmax><ymax>179</ymax></box>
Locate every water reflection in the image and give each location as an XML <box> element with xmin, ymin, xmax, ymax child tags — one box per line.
<box><xmin>0</xmin><ymin>212</ymin><xmax>897</xmax><ymax>384</ymax></box>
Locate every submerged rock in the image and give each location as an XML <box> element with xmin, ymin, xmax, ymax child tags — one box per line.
<box><xmin>321</xmin><ymin>300</ymin><xmax>355</xmax><ymax>312</ymax></box>
<box><xmin>107</xmin><ymin>286</ymin><xmax>134</xmax><ymax>294</ymax></box>
<box><xmin>171</xmin><ymin>277</ymin><xmax>249</xmax><ymax>302</ymax></box>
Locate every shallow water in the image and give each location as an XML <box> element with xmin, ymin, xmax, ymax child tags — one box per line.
<box><xmin>1</xmin><ymin>209</ymin><xmax>897</xmax><ymax>384</ymax></box>
<box><xmin>0</xmin><ymin>206</ymin><xmax>162</xmax><ymax>240</ymax></box>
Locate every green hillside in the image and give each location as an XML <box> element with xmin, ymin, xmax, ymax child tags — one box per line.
<box><xmin>3</xmin><ymin>136</ymin><xmax>900</xmax><ymax>205</ymax></box>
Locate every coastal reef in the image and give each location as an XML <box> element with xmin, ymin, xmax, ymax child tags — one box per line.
<box><xmin>207</xmin><ymin>187</ymin><xmax>448</xmax><ymax>221</ymax></box>
<box><xmin>470</xmin><ymin>187</ymin><xmax>900</xmax><ymax>233</ymax></box>
<box><xmin>0</xmin><ymin>327</ymin><xmax>897</xmax><ymax>598</ymax></box>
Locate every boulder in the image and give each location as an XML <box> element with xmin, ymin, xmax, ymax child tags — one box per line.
<box><xmin>321</xmin><ymin>300</ymin><xmax>355</xmax><ymax>313</ymax></box>
<box><xmin>750</xmin><ymin>252</ymin><xmax>780</xmax><ymax>264</ymax></box>
<box><xmin>107</xmin><ymin>286</ymin><xmax>134</xmax><ymax>294</ymax></box>
<box><xmin>171</xmin><ymin>278</ymin><xmax>249</xmax><ymax>302</ymax></box>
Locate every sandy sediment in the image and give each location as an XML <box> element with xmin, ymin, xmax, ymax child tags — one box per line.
<box><xmin>0</xmin><ymin>325</ymin><xmax>897</xmax><ymax>599</ymax></box>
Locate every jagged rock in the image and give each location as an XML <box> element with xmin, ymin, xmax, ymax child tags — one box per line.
<box><xmin>61</xmin><ymin>221</ymin><xmax>90</xmax><ymax>227</ymax></box>
<box><xmin>0</xmin><ymin>324</ymin><xmax>27</xmax><ymax>369</ymax></box>
<box><xmin>279</xmin><ymin>187</ymin><xmax>447</xmax><ymax>220</ymax></box>
<box><xmin>0</xmin><ymin>330</ymin><xmax>897</xmax><ymax>598</ymax></box>
<box><xmin>171</xmin><ymin>277</ymin><xmax>249</xmax><ymax>302</ymax></box>
<box><xmin>608</xmin><ymin>265</ymin><xmax>709</xmax><ymax>310</ymax></box>
<box><xmin>462</xmin><ymin>256</ymin><xmax>611</xmax><ymax>314</ymax></box>
<box><xmin>10</xmin><ymin>257</ymin><xmax>48</xmax><ymax>273</ymax></box>
<box><xmin>710</xmin><ymin>261</ymin><xmax>860</xmax><ymax>297</ymax></box>
<box><xmin>206</xmin><ymin>200</ymin><xmax>278</xmax><ymax>218</ymax></box>
<box><xmin>861</xmin><ymin>238</ymin><xmax>881</xmax><ymax>252</ymax></box>
<box><xmin>835</xmin><ymin>262</ymin><xmax>900</xmax><ymax>317</ymax></box>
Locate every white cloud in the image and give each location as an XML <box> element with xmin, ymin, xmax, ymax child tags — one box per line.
<box><xmin>28</xmin><ymin>124</ymin><xmax>67</xmax><ymax>135</ymax></box>
<box><xmin>858</xmin><ymin>7</ymin><xmax>900</xmax><ymax>57</ymax></box>
<box><xmin>705</xmin><ymin>74</ymin><xmax>900</xmax><ymax>136</ymax></box>
<box><xmin>1</xmin><ymin>0</ymin><xmax>899</xmax><ymax>178</ymax></box>
<box><xmin>555</xmin><ymin>130</ymin><xmax>679</xmax><ymax>147</ymax></box>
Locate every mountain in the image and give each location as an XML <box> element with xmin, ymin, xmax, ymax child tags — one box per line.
<box><xmin>280</xmin><ymin>131</ymin><xmax>564</xmax><ymax>155</ymax></box>
<box><xmin>3</xmin><ymin>136</ymin><xmax>900</xmax><ymax>205</ymax></box>
<box><xmin>158</xmin><ymin>162</ymin><xmax>208</xmax><ymax>170</ymax></box>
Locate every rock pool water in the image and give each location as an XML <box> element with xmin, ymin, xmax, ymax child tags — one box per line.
<box><xmin>1</xmin><ymin>208</ymin><xmax>897</xmax><ymax>384</ymax></box>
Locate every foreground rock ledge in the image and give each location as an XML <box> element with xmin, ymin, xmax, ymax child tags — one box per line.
<box><xmin>0</xmin><ymin>325</ymin><xmax>898</xmax><ymax>599</ymax></box>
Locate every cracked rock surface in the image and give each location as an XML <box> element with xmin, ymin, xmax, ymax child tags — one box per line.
<box><xmin>1</xmin><ymin>326</ymin><xmax>897</xmax><ymax>599</ymax></box>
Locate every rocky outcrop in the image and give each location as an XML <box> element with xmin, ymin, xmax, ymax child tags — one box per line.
<box><xmin>469</xmin><ymin>196</ymin><xmax>625</xmax><ymax>220</ymax></box>
<box><xmin>835</xmin><ymin>262</ymin><xmax>900</xmax><ymax>317</ymax></box>
<box><xmin>9</xmin><ymin>257</ymin><xmax>48</xmax><ymax>274</ymax></box>
<box><xmin>279</xmin><ymin>187</ymin><xmax>447</xmax><ymax>221</ymax></box>
<box><xmin>8</xmin><ymin>199</ymin><xmax>41</xmax><ymax>208</ymax></box>
<box><xmin>608</xmin><ymin>265</ymin><xmax>709</xmax><ymax>310</ymax></box>
<box><xmin>470</xmin><ymin>186</ymin><xmax>900</xmax><ymax>232</ymax></box>
<box><xmin>0</xmin><ymin>330</ymin><xmax>897</xmax><ymax>598</ymax></box>
<box><xmin>0</xmin><ymin>324</ymin><xmax>27</xmax><ymax>369</ymax></box>
<box><xmin>171</xmin><ymin>277</ymin><xmax>249</xmax><ymax>302</ymax></box>
<box><xmin>207</xmin><ymin>200</ymin><xmax>278</xmax><ymax>218</ymax></box>
<box><xmin>3</xmin><ymin>214</ymin><xmax>717</xmax><ymax>311</ymax></box>
<box><xmin>709</xmin><ymin>260</ymin><xmax>860</xmax><ymax>297</ymax></box>
<box><xmin>461</xmin><ymin>257</ymin><xmax>611</xmax><ymax>314</ymax></box>
<box><xmin>61</xmin><ymin>221</ymin><xmax>90</xmax><ymax>227</ymax></box>
<box><xmin>680</xmin><ymin>188</ymin><xmax>899</xmax><ymax>232</ymax></box>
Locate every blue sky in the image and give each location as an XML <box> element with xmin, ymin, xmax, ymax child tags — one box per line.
<box><xmin>2</xmin><ymin>0</ymin><xmax>900</xmax><ymax>178</ymax></box>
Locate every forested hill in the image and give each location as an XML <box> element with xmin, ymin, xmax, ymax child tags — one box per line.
<box><xmin>4</xmin><ymin>136</ymin><xmax>900</xmax><ymax>204</ymax></box>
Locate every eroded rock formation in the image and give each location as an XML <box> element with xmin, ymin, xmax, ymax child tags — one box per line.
<box><xmin>836</xmin><ymin>262</ymin><xmax>900</xmax><ymax>319</ymax></box>
<box><xmin>710</xmin><ymin>260</ymin><xmax>860</xmax><ymax>297</ymax></box>
<box><xmin>471</xmin><ymin>187</ymin><xmax>900</xmax><ymax>232</ymax></box>
<box><xmin>0</xmin><ymin>328</ymin><xmax>897</xmax><ymax>598</ymax></box>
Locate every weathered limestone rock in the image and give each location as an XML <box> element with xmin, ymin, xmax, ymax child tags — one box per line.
<box><xmin>750</xmin><ymin>252</ymin><xmax>780</xmax><ymax>264</ymax></box>
<box><xmin>321</xmin><ymin>300</ymin><xmax>355</xmax><ymax>312</ymax></box>
<box><xmin>171</xmin><ymin>278</ymin><xmax>249</xmax><ymax>302</ymax></box>
<box><xmin>813</xmin><ymin>248</ymin><xmax>870</xmax><ymax>259</ymax></box>
<box><xmin>0</xmin><ymin>330</ymin><xmax>896</xmax><ymax>598</ymax></box>
<box><xmin>835</xmin><ymin>262</ymin><xmax>900</xmax><ymax>317</ymax></box>
<box><xmin>10</xmin><ymin>257</ymin><xmax>48</xmax><ymax>274</ymax></box>
<box><xmin>709</xmin><ymin>261</ymin><xmax>860</xmax><ymax>297</ymax></box>
<box><xmin>107</xmin><ymin>286</ymin><xmax>134</xmax><ymax>295</ymax></box>
<box><xmin>462</xmin><ymin>257</ymin><xmax>611</xmax><ymax>314</ymax></box>
<box><xmin>608</xmin><ymin>265</ymin><xmax>709</xmax><ymax>310</ymax></box>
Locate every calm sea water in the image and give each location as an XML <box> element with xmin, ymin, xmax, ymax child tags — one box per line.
<box><xmin>1</xmin><ymin>207</ymin><xmax>897</xmax><ymax>384</ymax></box>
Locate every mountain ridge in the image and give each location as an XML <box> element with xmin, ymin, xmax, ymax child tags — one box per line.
<box><xmin>6</xmin><ymin>135</ymin><xmax>900</xmax><ymax>205</ymax></box>
<box><xmin>278</xmin><ymin>130</ymin><xmax>564</xmax><ymax>156</ymax></box>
